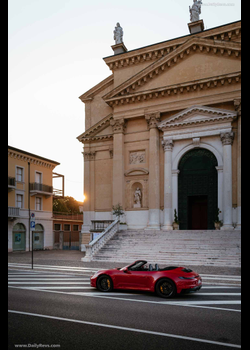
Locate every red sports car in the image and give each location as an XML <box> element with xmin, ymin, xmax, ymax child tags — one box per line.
<box><xmin>90</xmin><ymin>260</ymin><xmax>202</xmax><ymax>298</ymax></box>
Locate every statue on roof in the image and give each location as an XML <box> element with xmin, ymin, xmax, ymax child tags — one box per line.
<box><xmin>189</xmin><ymin>0</ymin><xmax>202</xmax><ymax>22</ymax></box>
<box><xmin>114</xmin><ymin>22</ymin><xmax>123</xmax><ymax>44</ymax></box>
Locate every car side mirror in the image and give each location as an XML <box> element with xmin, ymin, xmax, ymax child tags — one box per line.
<box><xmin>123</xmin><ymin>268</ymin><xmax>131</xmax><ymax>274</ymax></box>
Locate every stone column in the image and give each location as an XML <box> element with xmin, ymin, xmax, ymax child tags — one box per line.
<box><xmin>220</xmin><ymin>132</ymin><xmax>234</xmax><ymax>230</ymax></box>
<box><xmin>145</xmin><ymin>112</ymin><xmax>161</xmax><ymax>230</ymax></box>
<box><xmin>110</xmin><ymin>118</ymin><xmax>126</xmax><ymax>210</ymax></box>
<box><xmin>162</xmin><ymin>139</ymin><xmax>174</xmax><ymax>230</ymax></box>
<box><xmin>81</xmin><ymin>150</ymin><xmax>96</xmax><ymax>250</ymax></box>
<box><xmin>234</xmin><ymin>99</ymin><xmax>241</xmax><ymax>230</ymax></box>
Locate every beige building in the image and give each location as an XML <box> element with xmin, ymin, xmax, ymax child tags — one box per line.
<box><xmin>77</xmin><ymin>20</ymin><xmax>241</xmax><ymax>235</ymax></box>
<box><xmin>8</xmin><ymin>146</ymin><xmax>60</xmax><ymax>252</ymax></box>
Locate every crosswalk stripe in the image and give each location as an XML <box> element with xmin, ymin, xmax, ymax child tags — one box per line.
<box><xmin>8</xmin><ymin>281</ymin><xmax>90</xmax><ymax>285</ymax></box>
<box><xmin>8</xmin><ymin>278</ymin><xmax>90</xmax><ymax>281</ymax></box>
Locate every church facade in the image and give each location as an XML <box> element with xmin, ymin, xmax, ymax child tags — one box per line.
<box><xmin>77</xmin><ymin>20</ymin><xmax>241</xmax><ymax>234</ymax></box>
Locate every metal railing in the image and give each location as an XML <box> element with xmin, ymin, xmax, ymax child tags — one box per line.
<box><xmin>8</xmin><ymin>177</ymin><xmax>16</xmax><ymax>187</ymax></box>
<box><xmin>53</xmin><ymin>212</ymin><xmax>83</xmax><ymax>221</ymax></box>
<box><xmin>30</xmin><ymin>182</ymin><xmax>53</xmax><ymax>193</ymax></box>
<box><xmin>8</xmin><ymin>207</ymin><xmax>20</xmax><ymax>218</ymax></box>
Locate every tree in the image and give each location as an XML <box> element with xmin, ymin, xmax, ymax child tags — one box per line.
<box><xmin>53</xmin><ymin>196</ymin><xmax>82</xmax><ymax>214</ymax></box>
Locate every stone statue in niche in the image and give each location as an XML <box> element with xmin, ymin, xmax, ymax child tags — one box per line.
<box><xmin>134</xmin><ymin>187</ymin><xmax>142</xmax><ymax>208</ymax></box>
<box><xmin>189</xmin><ymin>0</ymin><xmax>202</xmax><ymax>22</ymax></box>
<box><xmin>114</xmin><ymin>23</ymin><xmax>123</xmax><ymax>44</ymax></box>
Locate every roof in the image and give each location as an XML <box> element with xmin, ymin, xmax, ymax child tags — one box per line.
<box><xmin>8</xmin><ymin>146</ymin><xmax>60</xmax><ymax>165</ymax></box>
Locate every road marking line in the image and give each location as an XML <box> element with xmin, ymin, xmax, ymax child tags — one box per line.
<box><xmin>201</xmin><ymin>286</ymin><xmax>240</xmax><ymax>289</ymax></box>
<box><xmin>8</xmin><ymin>278</ymin><xmax>90</xmax><ymax>281</ymax></box>
<box><xmin>200</xmin><ymin>274</ymin><xmax>241</xmax><ymax>279</ymax></box>
<box><xmin>8</xmin><ymin>286</ymin><xmax>240</xmax><ymax>312</ymax></box>
<box><xmin>8</xmin><ymin>310</ymin><xmax>241</xmax><ymax>348</ymax></box>
<box><xmin>197</xmin><ymin>293</ymin><xmax>241</xmax><ymax>296</ymax></box>
<box><xmin>164</xmin><ymin>300</ymin><xmax>241</xmax><ymax>306</ymax></box>
<box><xmin>8</xmin><ymin>281</ymin><xmax>90</xmax><ymax>285</ymax></box>
<box><xmin>8</xmin><ymin>263</ymin><xmax>100</xmax><ymax>272</ymax></box>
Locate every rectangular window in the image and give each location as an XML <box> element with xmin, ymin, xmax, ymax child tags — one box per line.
<box><xmin>54</xmin><ymin>224</ymin><xmax>61</xmax><ymax>231</ymax></box>
<box><xmin>16</xmin><ymin>194</ymin><xmax>23</xmax><ymax>209</ymax></box>
<box><xmin>64</xmin><ymin>224</ymin><xmax>70</xmax><ymax>231</ymax></box>
<box><xmin>16</xmin><ymin>167</ymin><xmax>23</xmax><ymax>182</ymax></box>
<box><xmin>36</xmin><ymin>172</ymin><xmax>42</xmax><ymax>184</ymax></box>
<box><xmin>73</xmin><ymin>225</ymin><xmax>79</xmax><ymax>231</ymax></box>
<box><xmin>35</xmin><ymin>197</ymin><xmax>42</xmax><ymax>211</ymax></box>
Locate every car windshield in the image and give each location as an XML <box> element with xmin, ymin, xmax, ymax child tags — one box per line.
<box><xmin>128</xmin><ymin>261</ymin><xmax>147</xmax><ymax>271</ymax></box>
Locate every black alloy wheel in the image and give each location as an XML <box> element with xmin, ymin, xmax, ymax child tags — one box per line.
<box><xmin>97</xmin><ymin>275</ymin><xmax>113</xmax><ymax>292</ymax></box>
<box><xmin>156</xmin><ymin>279</ymin><xmax>176</xmax><ymax>298</ymax></box>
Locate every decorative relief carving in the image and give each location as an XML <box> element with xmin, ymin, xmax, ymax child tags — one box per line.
<box><xmin>220</xmin><ymin>132</ymin><xmax>234</xmax><ymax>146</ymax></box>
<box><xmin>162</xmin><ymin>139</ymin><xmax>174</xmax><ymax>151</ymax></box>
<box><xmin>145</xmin><ymin>112</ymin><xmax>161</xmax><ymax>129</ymax></box>
<box><xmin>110</xmin><ymin>118</ymin><xmax>126</xmax><ymax>134</ymax></box>
<box><xmin>192</xmin><ymin>137</ymin><xmax>200</xmax><ymax>147</ymax></box>
<box><xmin>129</xmin><ymin>151</ymin><xmax>146</xmax><ymax>164</ymax></box>
<box><xmin>82</xmin><ymin>151</ymin><xmax>96</xmax><ymax>161</ymax></box>
<box><xmin>234</xmin><ymin>99</ymin><xmax>241</xmax><ymax>117</ymax></box>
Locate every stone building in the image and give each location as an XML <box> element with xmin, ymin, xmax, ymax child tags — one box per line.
<box><xmin>77</xmin><ymin>19</ymin><xmax>241</xmax><ymax>235</ymax></box>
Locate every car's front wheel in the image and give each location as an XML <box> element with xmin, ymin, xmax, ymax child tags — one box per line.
<box><xmin>155</xmin><ymin>278</ymin><xmax>176</xmax><ymax>298</ymax></box>
<box><xmin>96</xmin><ymin>275</ymin><xmax>113</xmax><ymax>292</ymax></box>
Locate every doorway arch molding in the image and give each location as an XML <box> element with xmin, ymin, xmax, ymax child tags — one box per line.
<box><xmin>172</xmin><ymin>142</ymin><xmax>223</xmax><ymax>170</ymax></box>
<box><xmin>171</xmin><ymin>141</ymin><xmax>223</xmax><ymax>223</ymax></box>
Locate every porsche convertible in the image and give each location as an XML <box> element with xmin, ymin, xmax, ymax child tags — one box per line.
<box><xmin>90</xmin><ymin>260</ymin><xmax>202</xmax><ymax>298</ymax></box>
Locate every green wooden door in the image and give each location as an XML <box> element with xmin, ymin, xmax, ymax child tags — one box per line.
<box><xmin>178</xmin><ymin>149</ymin><xmax>218</xmax><ymax>230</ymax></box>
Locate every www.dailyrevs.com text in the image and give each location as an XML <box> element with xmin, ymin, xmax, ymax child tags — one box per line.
<box><xmin>14</xmin><ymin>345</ymin><xmax>60</xmax><ymax>349</ymax></box>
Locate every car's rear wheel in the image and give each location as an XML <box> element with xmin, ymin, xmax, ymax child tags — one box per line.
<box><xmin>155</xmin><ymin>278</ymin><xmax>176</xmax><ymax>298</ymax></box>
<box><xmin>96</xmin><ymin>275</ymin><xmax>113</xmax><ymax>292</ymax></box>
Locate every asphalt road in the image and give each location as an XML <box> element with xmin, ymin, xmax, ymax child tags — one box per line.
<box><xmin>8</xmin><ymin>265</ymin><xmax>241</xmax><ymax>350</ymax></box>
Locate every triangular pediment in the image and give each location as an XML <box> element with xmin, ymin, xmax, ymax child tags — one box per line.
<box><xmin>158</xmin><ymin>105</ymin><xmax>237</xmax><ymax>130</ymax></box>
<box><xmin>79</xmin><ymin>74</ymin><xmax>113</xmax><ymax>102</ymax></box>
<box><xmin>103</xmin><ymin>37</ymin><xmax>240</xmax><ymax>105</ymax></box>
<box><xmin>77</xmin><ymin>114</ymin><xmax>113</xmax><ymax>143</ymax></box>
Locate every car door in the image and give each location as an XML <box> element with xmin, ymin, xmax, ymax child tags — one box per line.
<box><xmin>113</xmin><ymin>270</ymin><xmax>147</xmax><ymax>289</ymax></box>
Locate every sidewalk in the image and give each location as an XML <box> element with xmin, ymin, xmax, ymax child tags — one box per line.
<box><xmin>8</xmin><ymin>250</ymin><xmax>241</xmax><ymax>276</ymax></box>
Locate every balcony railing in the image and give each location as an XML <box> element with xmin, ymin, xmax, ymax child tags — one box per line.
<box><xmin>8</xmin><ymin>177</ymin><xmax>16</xmax><ymax>192</ymax></box>
<box><xmin>8</xmin><ymin>177</ymin><xmax>16</xmax><ymax>187</ymax></box>
<box><xmin>53</xmin><ymin>212</ymin><xmax>83</xmax><ymax>221</ymax></box>
<box><xmin>29</xmin><ymin>182</ymin><xmax>53</xmax><ymax>197</ymax></box>
<box><xmin>8</xmin><ymin>207</ymin><xmax>20</xmax><ymax>218</ymax></box>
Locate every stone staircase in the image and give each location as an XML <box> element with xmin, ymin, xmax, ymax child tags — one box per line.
<box><xmin>92</xmin><ymin>229</ymin><xmax>241</xmax><ymax>267</ymax></box>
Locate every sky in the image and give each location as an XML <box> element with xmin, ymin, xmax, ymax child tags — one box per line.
<box><xmin>8</xmin><ymin>0</ymin><xmax>241</xmax><ymax>202</ymax></box>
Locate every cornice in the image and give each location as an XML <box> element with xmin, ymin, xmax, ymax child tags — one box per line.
<box><xmin>79</xmin><ymin>74</ymin><xmax>113</xmax><ymax>103</ymax></box>
<box><xmin>158</xmin><ymin>105</ymin><xmax>237</xmax><ymax>131</ymax></box>
<box><xmin>103</xmin><ymin>37</ymin><xmax>241</xmax><ymax>104</ymax></box>
<box><xmin>103</xmin><ymin>21</ymin><xmax>241</xmax><ymax>72</ymax></box>
<box><xmin>8</xmin><ymin>151</ymin><xmax>57</xmax><ymax>169</ymax></box>
<box><xmin>77</xmin><ymin>114</ymin><xmax>113</xmax><ymax>143</ymax></box>
<box><xmin>104</xmin><ymin>71</ymin><xmax>241</xmax><ymax>107</ymax></box>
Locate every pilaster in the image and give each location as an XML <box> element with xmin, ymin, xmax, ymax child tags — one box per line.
<box><xmin>220</xmin><ymin>131</ymin><xmax>234</xmax><ymax>230</ymax></box>
<box><xmin>145</xmin><ymin>112</ymin><xmax>161</xmax><ymax>229</ymax></box>
<box><xmin>162</xmin><ymin>139</ymin><xmax>174</xmax><ymax>230</ymax></box>
<box><xmin>234</xmin><ymin>99</ymin><xmax>241</xmax><ymax>230</ymax></box>
<box><xmin>111</xmin><ymin>118</ymin><xmax>126</xmax><ymax>208</ymax></box>
<box><xmin>81</xmin><ymin>149</ymin><xmax>96</xmax><ymax>234</ymax></box>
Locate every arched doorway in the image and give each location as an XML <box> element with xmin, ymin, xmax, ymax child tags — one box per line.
<box><xmin>33</xmin><ymin>224</ymin><xmax>44</xmax><ymax>250</ymax></box>
<box><xmin>13</xmin><ymin>223</ymin><xmax>26</xmax><ymax>251</ymax></box>
<box><xmin>178</xmin><ymin>148</ymin><xmax>218</xmax><ymax>230</ymax></box>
